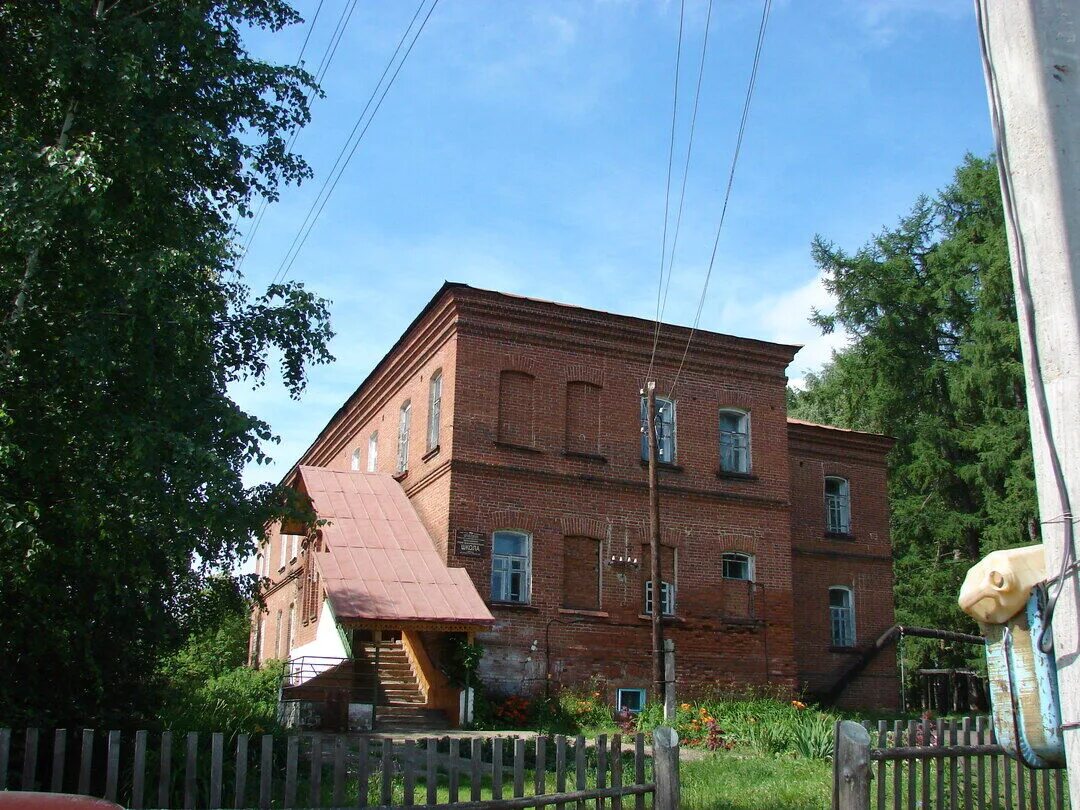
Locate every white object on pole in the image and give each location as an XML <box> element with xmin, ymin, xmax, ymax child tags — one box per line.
<box><xmin>975</xmin><ymin>0</ymin><xmax>1080</xmax><ymax>803</ymax></box>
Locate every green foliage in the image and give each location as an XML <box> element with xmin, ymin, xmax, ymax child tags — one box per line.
<box><xmin>0</xmin><ymin>1</ymin><xmax>333</xmax><ymax>726</ymax></box>
<box><xmin>442</xmin><ymin>634</ymin><xmax>484</xmax><ymax>688</ymax></box>
<box><xmin>789</xmin><ymin>155</ymin><xmax>1036</xmax><ymax>678</ymax></box>
<box><xmin>679</xmin><ymin>754</ymin><xmax>832</xmax><ymax>810</ymax></box>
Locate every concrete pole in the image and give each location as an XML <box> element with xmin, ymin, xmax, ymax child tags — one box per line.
<box><xmin>975</xmin><ymin>1</ymin><xmax>1080</xmax><ymax>801</ymax></box>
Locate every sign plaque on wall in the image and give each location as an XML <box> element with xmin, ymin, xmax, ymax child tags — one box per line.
<box><xmin>455</xmin><ymin>530</ymin><xmax>486</xmax><ymax>558</ymax></box>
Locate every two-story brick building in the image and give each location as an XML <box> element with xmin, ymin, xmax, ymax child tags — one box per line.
<box><xmin>251</xmin><ymin>283</ymin><xmax>898</xmax><ymax>730</ymax></box>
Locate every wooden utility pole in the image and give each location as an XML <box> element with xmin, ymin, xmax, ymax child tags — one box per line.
<box><xmin>975</xmin><ymin>1</ymin><xmax>1080</xmax><ymax>803</ymax></box>
<box><xmin>645</xmin><ymin>382</ymin><xmax>665</xmax><ymax>704</ymax></box>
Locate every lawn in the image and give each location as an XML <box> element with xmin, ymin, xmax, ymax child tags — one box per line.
<box><xmin>680</xmin><ymin>752</ymin><xmax>832</xmax><ymax>810</ymax></box>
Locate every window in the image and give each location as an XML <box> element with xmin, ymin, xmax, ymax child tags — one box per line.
<box><xmin>721</xmin><ymin>552</ymin><xmax>754</xmax><ymax>581</ymax></box>
<box><xmin>617</xmin><ymin>688</ymin><xmax>646</xmax><ymax>715</ymax></box>
<box><xmin>825</xmin><ymin>477</ymin><xmax>851</xmax><ymax>534</ymax></box>
<box><xmin>351</xmin><ymin>448</ymin><xmax>361</xmax><ymax>471</ymax></box>
<box><xmin>275</xmin><ymin>609</ymin><xmax>283</xmax><ymax>658</ymax></box>
<box><xmin>289</xmin><ymin>534</ymin><xmax>299</xmax><ymax>562</ymax></box>
<box><xmin>255</xmin><ymin>553</ymin><xmax>263</xmax><ymax>578</ymax></box>
<box><xmin>279</xmin><ymin>534</ymin><xmax>287</xmax><ymax>569</ymax></box>
<box><xmin>498</xmin><ymin>371</ymin><xmax>536</xmax><ymax>446</ymax></box>
<box><xmin>397</xmin><ymin>401</ymin><xmax>411</xmax><ymax>473</ymax></box>
<box><xmin>367</xmin><ymin>432</ymin><xmax>378</xmax><ymax>472</ymax></box>
<box><xmin>285</xmin><ymin>603</ymin><xmax>295</xmax><ymax>658</ymax></box>
<box><xmin>427</xmin><ymin>370</ymin><xmax>442</xmax><ymax>451</ymax></box>
<box><xmin>255</xmin><ymin>614</ymin><xmax>265</xmax><ymax>666</ymax></box>
<box><xmin>644</xmin><ymin>580</ymin><xmax>675</xmax><ymax>616</ymax></box>
<box><xmin>491</xmin><ymin>530</ymin><xmax>531</xmax><ymax>603</ymax></box>
<box><xmin>562</xmin><ymin>536</ymin><xmax>601</xmax><ymax>611</ymax></box>
<box><xmin>719</xmin><ymin>409</ymin><xmax>751</xmax><ymax>473</ymax></box>
<box><xmin>830</xmin><ymin>587</ymin><xmax>856</xmax><ymax>647</ymax></box>
<box><xmin>640</xmin><ymin>396</ymin><xmax>676</xmax><ymax>464</ymax></box>
<box><xmin>565</xmin><ymin>381</ymin><xmax>602</xmax><ymax>455</ymax></box>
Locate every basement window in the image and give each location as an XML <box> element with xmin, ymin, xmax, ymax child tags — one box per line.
<box><xmin>617</xmin><ymin>688</ymin><xmax>646</xmax><ymax>715</ymax></box>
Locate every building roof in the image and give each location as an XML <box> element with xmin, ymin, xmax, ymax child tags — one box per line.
<box><xmin>297</xmin><ymin>466</ymin><xmax>494</xmax><ymax>628</ymax></box>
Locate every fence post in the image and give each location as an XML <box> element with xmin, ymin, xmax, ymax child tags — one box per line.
<box><xmin>833</xmin><ymin>720</ymin><xmax>871</xmax><ymax>810</ymax></box>
<box><xmin>663</xmin><ymin>640</ymin><xmax>676</xmax><ymax>723</ymax></box>
<box><xmin>651</xmin><ymin>726</ymin><xmax>679</xmax><ymax>810</ymax></box>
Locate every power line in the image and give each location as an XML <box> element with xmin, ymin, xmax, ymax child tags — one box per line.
<box><xmin>669</xmin><ymin>0</ymin><xmax>772</xmax><ymax>398</ymax></box>
<box><xmin>645</xmin><ymin>0</ymin><xmax>687</xmax><ymax>387</ymax></box>
<box><xmin>273</xmin><ymin>0</ymin><xmax>439</xmax><ymax>285</ymax></box>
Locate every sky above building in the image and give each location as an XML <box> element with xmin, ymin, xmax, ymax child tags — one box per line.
<box><xmin>235</xmin><ymin>0</ymin><xmax>993</xmax><ymax>486</ymax></box>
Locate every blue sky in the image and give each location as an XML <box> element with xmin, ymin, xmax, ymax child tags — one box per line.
<box><xmin>235</xmin><ymin>0</ymin><xmax>993</xmax><ymax>487</ymax></box>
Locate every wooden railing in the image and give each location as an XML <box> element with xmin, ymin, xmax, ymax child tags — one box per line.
<box><xmin>0</xmin><ymin>726</ymin><xmax>681</xmax><ymax>809</ymax></box>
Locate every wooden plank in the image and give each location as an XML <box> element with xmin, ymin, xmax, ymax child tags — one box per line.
<box><xmin>427</xmin><ymin>738</ymin><xmax>440</xmax><ymax>806</ymax></box>
<box><xmin>1028</xmin><ymin>767</ymin><xmax>1037</xmax><ymax>810</ymax></box>
<box><xmin>493</xmin><ymin>737</ymin><xmax>504</xmax><ymax>801</ymax></box>
<box><xmin>513</xmin><ymin>737</ymin><xmax>525</xmax><ymax>798</ymax></box>
<box><xmin>184</xmin><ymin>732</ymin><xmax>197</xmax><ymax>810</ymax></box>
<box><xmin>920</xmin><ymin>716</ymin><xmax>930</xmax><ymax>810</ymax></box>
<box><xmin>383</xmin><ymin>783</ymin><xmax>652</xmax><ymax>810</ymax></box>
<box><xmin>0</xmin><ymin>728</ymin><xmax>10</xmax><ymax>791</ymax></box>
<box><xmin>132</xmin><ymin>730</ymin><xmax>147</xmax><ymax>810</ymax></box>
<box><xmin>1040</xmin><ymin>768</ymin><xmax>1050</xmax><ymax>810</ymax></box>
<box><xmin>380</xmin><ymin>739</ymin><xmax>393</xmax><ymax>807</ymax></box>
<box><xmin>471</xmin><ymin>738</ymin><xmax>482</xmax><ymax>802</ymax></box>
<box><xmin>79</xmin><ymin>729</ymin><xmax>95</xmax><ymax>797</ymax></box>
<box><xmin>873</xmin><ymin>721</ymin><xmax>885</xmax><ymax>810</ymax></box>
<box><xmin>949</xmin><ymin>720</ymin><xmax>959</xmax><ymax>810</ymax></box>
<box><xmin>234</xmin><ymin>733</ymin><xmax>249</xmax><ymax>810</ymax></box>
<box><xmin>310</xmin><ymin>733</ymin><xmax>324</xmax><ymax>808</ymax></box>
<box><xmin>105</xmin><ymin>730</ymin><xmax>120</xmax><ymax>803</ymax></box>
<box><xmin>906</xmin><ymin>719</ymin><xmax>917</xmax><ymax>810</ymax></box>
<box><xmin>357</xmin><ymin>737</ymin><xmax>370</xmax><ymax>809</ymax></box>
<box><xmin>892</xmin><ymin>720</ymin><xmax>902</xmax><ymax>810</ymax></box>
<box><xmin>211</xmin><ymin>733</ymin><xmax>224</xmax><ymax>810</ymax></box>
<box><xmin>935</xmin><ymin>719</ymin><xmax>945</xmax><ymax>810</ymax></box>
<box><xmin>1004</xmin><ymin>748</ymin><xmax>1014</xmax><ymax>810</ymax></box>
<box><xmin>534</xmin><ymin>735</ymin><xmax>547</xmax><ymax>805</ymax></box>
<box><xmin>1053</xmin><ymin>768</ymin><xmax>1063</xmax><ymax>810</ymax></box>
<box><xmin>555</xmin><ymin>735</ymin><xmax>567</xmax><ymax>810</ymax></box>
<box><xmin>333</xmin><ymin>735</ymin><xmax>347</xmax><ymax>808</ymax></box>
<box><xmin>991</xmin><ymin>747</ymin><xmax>1000</xmax><ymax>810</ymax></box>
<box><xmin>259</xmin><ymin>734</ymin><xmax>273</xmax><ymax>810</ymax></box>
<box><xmin>610</xmin><ymin>735</ymin><xmax>623</xmax><ymax>810</ymax></box>
<box><xmin>449</xmin><ymin>738</ymin><xmax>461</xmax><ymax>805</ymax></box>
<box><xmin>574</xmin><ymin>736</ymin><xmax>586</xmax><ymax>810</ymax></box>
<box><xmin>963</xmin><ymin>717</ymin><xmax>973</xmax><ymax>810</ymax></box>
<box><xmin>976</xmin><ymin>718</ymin><xmax>987</xmax><ymax>810</ymax></box>
<box><xmin>835</xmin><ymin>721</ymin><xmax>871</xmax><ymax>810</ymax></box>
<box><xmin>402</xmin><ymin>740</ymin><xmax>416</xmax><ymax>807</ymax></box>
<box><xmin>651</xmin><ymin>727</ymin><xmax>680</xmax><ymax>810</ymax></box>
<box><xmin>157</xmin><ymin>730</ymin><xmax>171</xmax><ymax>809</ymax></box>
<box><xmin>1016</xmin><ymin>749</ymin><xmax>1026</xmax><ymax>810</ymax></box>
<box><xmin>284</xmin><ymin>735</ymin><xmax>299</xmax><ymax>809</ymax></box>
<box><xmin>22</xmin><ymin>727</ymin><xmax>39</xmax><ymax>791</ymax></box>
<box><xmin>597</xmin><ymin>734</ymin><xmax>607</xmax><ymax>810</ymax></box>
<box><xmin>633</xmin><ymin>734</ymin><xmax>645</xmax><ymax>810</ymax></box>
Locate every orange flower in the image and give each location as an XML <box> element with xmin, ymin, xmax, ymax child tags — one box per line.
<box><xmin>791</xmin><ymin>700</ymin><xmax>807</xmax><ymax>710</ymax></box>
<box><xmin>680</xmin><ymin>703</ymin><xmax>691</xmax><ymax>711</ymax></box>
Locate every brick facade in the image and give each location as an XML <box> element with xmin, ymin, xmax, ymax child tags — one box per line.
<box><xmin>252</xmin><ymin>283</ymin><xmax>900</xmax><ymax>710</ymax></box>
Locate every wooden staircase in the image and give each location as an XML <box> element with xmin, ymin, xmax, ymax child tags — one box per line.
<box><xmin>356</xmin><ymin>637</ymin><xmax>451</xmax><ymax>732</ymax></box>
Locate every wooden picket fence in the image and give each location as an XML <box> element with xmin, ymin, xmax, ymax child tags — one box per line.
<box><xmin>834</xmin><ymin>717</ymin><xmax>1070</xmax><ymax>810</ymax></box>
<box><xmin>0</xmin><ymin>727</ymin><xmax>679</xmax><ymax>809</ymax></box>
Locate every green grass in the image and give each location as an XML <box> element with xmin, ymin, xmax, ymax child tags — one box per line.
<box><xmin>680</xmin><ymin>752</ymin><xmax>832</xmax><ymax>810</ymax></box>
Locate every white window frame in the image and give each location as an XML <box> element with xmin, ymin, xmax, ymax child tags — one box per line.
<box><xmin>829</xmin><ymin>586</ymin><xmax>856</xmax><ymax>648</ymax></box>
<box><xmin>279</xmin><ymin>534</ymin><xmax>287</xmax><ymax>570</ymax></box>
<box><xmin>617</xmin><ymin>688</ymin><xmax>647</xmax><ymax>715</ymax></box>
<box><xmin>256</xmin><ymin>552</ymin><xmax>264</xmax><ymax>578</ymax></box>
<box><xmin>719</xmin><ymin>408</ymin><xmax>751</xmax><ymax>473</ymax></box>
<box><xmin>350</xmin><ymin>447</ymin><xmax>361</xmax><ymax>470</ymax></box>
<box><xmin>289</xmin><ymin>534</ymin><xmax>299</xmax><ymax>562</ymax></box>
<box><xmin>427</xmin><ymin>370</ymin><xmax>442</xmax><ymax>451</ymax></box>
<box><xmin>721</xmin><ymin>552</ymin><xmax>754</xmax><ymax>581</ymax></box>
<box><xmin>825</xmin><ymin>476</ymin><xmax>851</xmax><ymax>534</ymax></box>
<box><xmin>367</xmin><ymin>431</ymin><xmax>378</xmax><ymax>472</ymax></box>
<box><xmin>640</xmin><ymin>396</ymin><xmax>677</xmax><ymax>464</ymax></box>
<box><xmin>397</xmin><ymin>401</ymin><xmax>411</xmax><ymax>473</ymax></box>
<box><xmin>491</xmin><ymin>530</ymin><xmax>532</xmax><ymax>604</ymax></box>
<box><xmin>644</xmin><ymin>580</ymin><xmax>675</xmax><ymax>616</ymax></box>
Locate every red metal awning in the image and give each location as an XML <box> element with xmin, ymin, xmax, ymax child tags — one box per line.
<box><xmin>297</xmin><ymin>466</ymin><xmax>494</xmax><ymax>628</ymax></box>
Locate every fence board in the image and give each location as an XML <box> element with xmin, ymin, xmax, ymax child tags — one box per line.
<box><xmin>597</xmin><ymin>734</ymin><xmax>607</xmax><ymax>810</ymax></box>
<box><xmin>333</xmin><ymin>735</ymin><xmax>347</xmax><ymax>808</ymax></box>
<box><xmin>0</xmin><ymin>728</ymin><xmax>10</xmax><ymax>791</ymax></box>
<box><xmin>132</xmin><ymin>730</ymin><xmax>147</xmax><ymax>810</ymax></box>
<box><xmin>380</xmin><ymin>739</ymin><xmax>393</xmax><ymax>807</ymax></box>
<box><xmin>492</xmin><ymin>737</ymin><xmax>504</xmax><ymax>802</ymax></box>
<box><xmin>259</xmin><ymin>734</ymin><xmax>273</xmax><ymax>810</ymax></box>
<box><xmin>357</xmin><ymin>737</ymin><xmax>370</xmax><ymax>809</ymax></box>
<box><xmin>1053</xmin><ymin>768</ymin><xmax>1063</xmax><ymax>810</ymax></box>
<box><xmin>513</xmin><ymin>737</ymin><xmax>525</xmax><ymax>799</ymax></box>
<box><xmin>1004</xmin><ymin>747</ymin><xmax>1015</xmax><ymax>810</ymax></box>
<box><xmin>574</xmin><ymin>736</ymin><xmax>586</xmax><ymax>810</ymax></box>
<box><xmin>471</xmin><ymin>738</ymin><xmax>482</xmax><ymax>803</ymax></box>
<box><xmin>891</xmin><ymin>720</ymin><xmax>902</xmax><ymax>810</ymax></box>
<box><xmin>184</xmin><ymin>731</ymin><xmax>197</xmax><ymax>810</ymax></box>
<box><xmin>22</xmin><ymin>727</ymin><xmax>38</xmax><ymax>791</ymax></box>
<box><xmin>311</xmin><ymin>733</ymin><xmax>324</xmax><ymax>809</ymax></box>
<box><xmin>935</xmin><ymin>718</ymin><xmax>945</xmax><ymax>810</ymax></box>
<box><xmin>234</xmin><ymin>733</ymin><xmax>249</xmax><ymax>810</ymax></box>
<box><xmin>403</xmin><ymin>740</ymin><xmax>416</xmax><ymax>807</ymax></box>
<box><xmin>976</xmin><ymin>718</ymin><xmax>986</xmax><ymax>810</ymax></box>
<box><xmin>534</xmin><ymin>735</ymin><xmax>547</xmax><ymax>804</ymax></box>
<box><xmin>610</xmin><ymin>735</ymin><xmax>623</xmax><ymax>810</ymax></box>
<box><xmin>906</xmin><ymin>719</ymin><xmax>917</xmax><ymax>810</ymax></box>
<box><xmin>962</xmin><ymin>717</ymin><xmax>973</xmax><ymax>810</ymax></box>
<box><xmin>211</xmin><ymin>732</ymin><xmax>224</xmax><ymax>810</ymax></box>
<box><xmin>555</xmin><ymin>735</ymin><xmax>567</xmax><ymax>810</ymax></box>
<box><xmin>1041</xmin><ymin>767</ymin><xmax>1050</xmax><ymax>810</ymax></box>
<box><xmin>81</xmin><ymin>729</ymin><xmax>95</xmax><ymax>797</ymax></box>
<box><xmin>284</xmin><ymin>735</ymin><xmax>299</xmax><ymax>809</ymax></box>
<box><xmin>105</xmin><ymin>730</ymin><xmax>120</xmax><ymax>803</ymax></box>
<box><xmin>634</xmin><ymin>734</ymin><xmax>645</xmax><ymax>810</ymax></box>
<box><xmin>429</xmin><ymin>738</ymin><xmax>441</xmax><ymax>806</ymax></box>
<box><xmin>875</xmin><ymin>721</ymin><xmax>886</xmax><ymax>810</ymax></box>
<box><xmin>449</xmin><ymin>738</ymin><xmax>461</xmax><ymax>805</ymax></box>
<box><xmin>919</xmin><ymin>716</ymin><xmax>930</xmax><ymax>810</ymax></box>
<box><xmin>1017</xmin><ymin>745</ymin><xmax>1027</xmax><ymax>810</ymax></box>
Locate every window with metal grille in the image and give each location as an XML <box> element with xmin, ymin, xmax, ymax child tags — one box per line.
<box><xmin>640</xmin><ymin>396</ymin><xmax>676</xmax><ymax>463</ymax></box>
<box><xmin>825</xmin><ymin>476</ymin><xmax>851</xmax><ymax>534</ymax></box>
<box><xmin>829</xmin><ymin>586</ymin><xmax>855</xmax><ymax>647</ymax></box>
<box><xmin>644</xmin><ymin>580</ymin><xmax>675</xmax><ymax>616</ymax></box>
<box><xmin>719</xmin><ymin>409</ymin><xmax>751</xmax><ymax>473</ymax></box>
<box><xmin>491</xmin><ymin>530</ymin><xmax>531</xmax><ymax>603</ymax></box>
<box><xmin>427</xmin><ymin>370</ymin><xmax>442</xmax><ymax>451</ymax></box>
<box><xmin>397</xmin><ymin>401</ymin><xmax>411</xmax><ymax>472</ymax></box>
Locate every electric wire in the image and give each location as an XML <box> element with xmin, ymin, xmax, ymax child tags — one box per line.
<box><xmin>975</xmin><ymin>0</ymin><xmax>1076</xmax><ymax>656</ymax></box>
<box><xmin>644</xmin><ymin>0</ymin><xmax>687</xmax><ymax>388</ymax></box>
<box><xmin>669</xmin><ymin>0</ymin><xmax>772</xmax><ymax>399</ymax></box>
<box><xmin>273</xmin><ymin>0</ymin><xmax>438</xmax><ymax>285</ymax></box>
